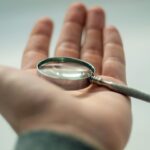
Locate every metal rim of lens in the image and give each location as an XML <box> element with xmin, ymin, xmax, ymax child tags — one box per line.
<box><xmin>37</xmin><ymin>57</ymin><xmax>95</xmax><ymax>80</ymax></box>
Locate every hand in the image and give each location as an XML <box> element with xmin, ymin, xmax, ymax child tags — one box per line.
<box><xmin>0</xmin><ymin>3</ymin><xmax>132</xmax><ymax>150</ymax></box>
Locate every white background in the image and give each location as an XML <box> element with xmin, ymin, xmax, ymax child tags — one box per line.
<box><xmin>0</xmin><ymin>0</ymin><xmax>150</xmax><ymax>150</ymax></box>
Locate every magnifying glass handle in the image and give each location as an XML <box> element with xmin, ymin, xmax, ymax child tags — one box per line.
<box><xmin>91</xmin><ymin>76</ymin><xmax>150</xmax><ymax>103</ymax></box>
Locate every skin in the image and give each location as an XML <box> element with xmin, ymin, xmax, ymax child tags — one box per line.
<box><xmin>0</xmin><ymin>3</ymin><xmax>132</xmax><ymax>150</ymax></box>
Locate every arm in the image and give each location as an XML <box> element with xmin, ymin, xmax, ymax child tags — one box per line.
<box><xmin>15</xmin><ymin>131</ymin><xmax>97</xmax><ymax>150</ymax></box>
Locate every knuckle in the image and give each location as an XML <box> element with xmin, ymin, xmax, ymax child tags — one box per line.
<box><xmin>58</xmin><ymin>41</ymin><xmax>79</xmax><ymax>50</ymax></box>
<box><xmin>106</xmin><ymin>25</ymin><xmax>118</xmax><ymax>33</ymax></box>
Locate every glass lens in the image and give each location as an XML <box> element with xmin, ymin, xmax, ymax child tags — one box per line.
<box><xmin>39</xmin><ymin>61</ymin><xmax>93</xmax><ymax>80</ymax></box>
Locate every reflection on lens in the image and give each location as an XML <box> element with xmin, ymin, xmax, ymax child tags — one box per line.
<box><xmin>39</xmin><ymin>61</ymin><xmax>92</xmax><ymax>80</ymax></box>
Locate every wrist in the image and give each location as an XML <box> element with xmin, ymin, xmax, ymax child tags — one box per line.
<box><xmin>19</xmin><ymin>122</ymin><xmax>105</xmax><ymax>150</ymax></box>
<box><xmin>16</xmin><ymin>130</ymin><xmax>100</xmax><ymax>150</ymax></box>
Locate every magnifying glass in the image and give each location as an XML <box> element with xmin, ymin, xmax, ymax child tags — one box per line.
<box><xmin>37</xmin><ymin>57</ymin><xmax>150</xmax><ymax>103</ymax></box>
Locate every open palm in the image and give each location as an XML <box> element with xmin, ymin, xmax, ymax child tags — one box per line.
<box><xmin>0</xmin><ymin>3</ymin><xmax>132</xmax><ymax>150</ymax></box>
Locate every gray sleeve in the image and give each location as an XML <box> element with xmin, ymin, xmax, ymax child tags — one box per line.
<box><xmin>15</xmin><ymin>131</ymin><xmax>97</xmax><ymax>150</ymax></box>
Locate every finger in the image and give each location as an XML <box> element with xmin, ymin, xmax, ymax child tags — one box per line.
<box><xmin>81</xmin><ymin>7</ymin><xmax>105</xmax><ymax>74</ymax></box>
<box><xmin>21</xmin><ymin>17</ymin><xmax>53</xmax><ymax>69</ymax></box>
<box><xmin>55</xmin><ymin>3</ymin><xmax>86</xmax><ymax>58</ymax></box>
<box><xmin>102</xmin><ymin>26</ymin><xmax>126</xmax><ymax>83</ymax></box>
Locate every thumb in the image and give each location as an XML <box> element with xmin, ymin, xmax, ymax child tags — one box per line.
<box><xmin>0</xmin><ymin>66</ymin><xmax>66</xmax><ymax>133</ymax></box>
<box><xmin>0</xmin><ymin>66</ymin><xmax>20</xmax><ymax>131</ymax></box>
